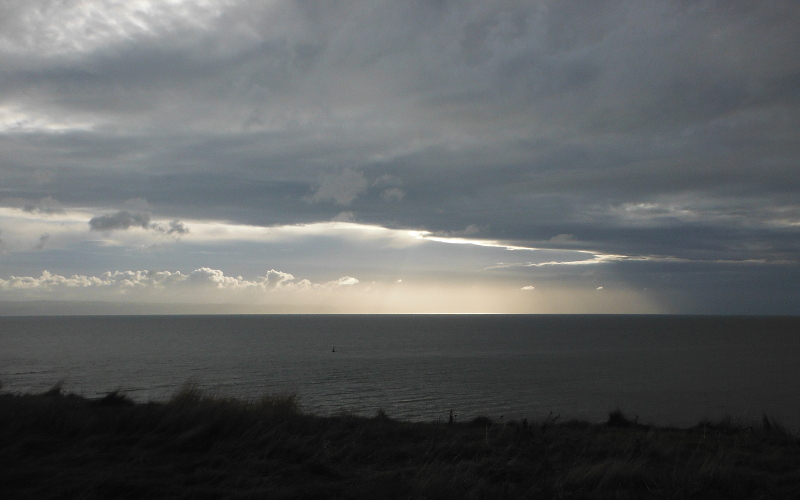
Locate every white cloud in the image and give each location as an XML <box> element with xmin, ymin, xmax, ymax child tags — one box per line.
<box><xmin>488</xmin><ymin>253</ymin><xmax>629</xmax><ymax>268</ymax></box>
<box><xmin>409</xmin><ymin>231</ymin><xmax>539</xmax><ymax>251</ymax></box>
<box><xmin>330</xmin><ymin>276</ymin><xmax>359</xmax><ymax>286</ymax></box>
<box><xmin>262</xmin><ymin>269</ymin><xmax>297</xmax><ymax>289</ymax></box>
<box><xmin>0</xmin><ymin>267</ymin><xmax>359</xmax><ymax>302</ymax></box>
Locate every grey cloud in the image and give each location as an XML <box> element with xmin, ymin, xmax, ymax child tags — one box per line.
<box><xmin>432</xmin><ymin>224</ymin><xmax>484</xmax><ymax>238</ymax></box>
<box><xmin>0</xmin><ymin>0</ymin><xmax>799</xmax><ymax>312</ymax></box>
<box><xmin>166</xmin><ymin>220</ymin><xmax>189</xmax><ymax>235</ymax></box>
<box><xmin>152</xmin><ymin>220</ymin><xmax>190</xmax><ymax>236</ymax></box>
<box><xmin>5</xmin><ymin>196</ymin><xmax>65</xmax><ymax>214</ymax></box>
<box><xmin>331</xmin><ymin>211</ymin><xmax>355</xmax><ymax>222</ymax></box>
<box><xmin>33</xmin><ymin>233</ymin><xmax>49</xmax><ymax>250</ymax></box>
<box><xmin>89</xmin><ymin>211</ymin><xmax>151</xmax><ymax>231</ymax></box>
<box><xmin>548</xmin><ymin>234</ymin><xmax>575</xmax><ymax>243</ymax></box>
<box><xmin>23</xmin><ymin>204</ymin><xmax>63</xmax><ymax>215</ymax></box>
<box><xmin>381</xmin><ymin>188</ymin><xmax>405</xmax><ymax>201</ymax></box>
<box><xmin>123</xmin><ymin>197</ymin><xmax>152</xmax><ymax>212</ymax></box>
<box><xmin>88</xmin><ymin>211</ymin><xmax>190</xmax><ymax>236</ymax></box>
<box><xmin>307</xmin><ymin>169</ymin><xmax>368</xmax><ymax>205</ymax></box>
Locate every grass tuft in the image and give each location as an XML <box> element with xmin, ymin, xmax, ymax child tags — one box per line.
<box><xmin>91</xmin><ymin>390</ymin><xmax>135</xmax><ymax>407</ymax></box>
<box><xmin>468</xmin><ymin>416</ymin><xmax>494</xmax><ymax>428</ymax></box>
<box><xmin>1</xmin><ymin>385</ymin><xmax>799</xmax><ymax>499</ymax></box>
<box><xmin>606</xmin><ymin>408</ymin><xmax>635</xmax><ymax>428</ymax></box>
<box><xmin>43</xmin><ymin>379</ymin><xmax>65</xmax><ymax>396</ymax></box>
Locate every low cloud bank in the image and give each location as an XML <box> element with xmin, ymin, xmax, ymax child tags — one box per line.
<box><xmin>0</xmin><ymin>268</ymin><xmax>359</xmax><ymax>303</ymax></box>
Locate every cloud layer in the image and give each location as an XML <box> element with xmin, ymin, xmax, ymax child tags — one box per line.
<box><xmin>0</xmin><ymin>267</ymin><xmax>357</xmax><ymax>302</ymax></box>
<box><xmin>0</xmin><ymin>1</ymin><xmax>798</xmax><ymax>312</ymax></box>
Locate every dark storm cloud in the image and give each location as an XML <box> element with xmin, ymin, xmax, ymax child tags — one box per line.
<box><xmin>1</xmin><ymin>0</ymin><xmax>799</xmax><ymax>311</ymax></box>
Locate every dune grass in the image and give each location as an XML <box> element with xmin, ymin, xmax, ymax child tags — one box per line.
<box><xmin>1</xmin><ymin>384</ymin><xmax>799</xmax><ymax>499</ymax></box>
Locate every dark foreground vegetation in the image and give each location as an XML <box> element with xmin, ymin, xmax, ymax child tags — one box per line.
<box><xmin>1</xmin><ymin>385</ymin><xmax>799</xmax><ymax>499</ymax></box>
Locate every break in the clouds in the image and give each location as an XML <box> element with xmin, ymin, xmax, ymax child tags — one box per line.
<box><xmin>0</xmin><ymin>0</ymin><xmax>798</xmax><ymax>313</ymax></box>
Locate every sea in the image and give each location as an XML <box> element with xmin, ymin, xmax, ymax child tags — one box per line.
<box><xmin>1</xmin><ymin>315</ymin><xmax>799</xmax><ymax>429</ymax></box>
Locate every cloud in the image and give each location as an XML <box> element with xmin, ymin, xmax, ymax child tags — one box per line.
<box><xmin>549</xmin><ymin>234</ymin><xmax>576</xmax><ymax>243</ymax></box>
<box><xmin>0</xmin><ymin>267</ymin><xmax>360</xmax><ymax>302</ymax></box>
<box><xmin>3</xmin><ymin>197</ymin><xmax>66</xmax><ymax>215</ymax></box>
<box><xmin>88</xmin><ymin>211</ymin><xmax>189</xmax><ymax>236</ymax></box>
<box><xmin>263</xmin><ymin>269</ymin><xmax>297</xmax><ymax>289</ymax></box>
<box><xmin>122</xmin><ymin>198</ymin><xmax>153</xmax><ymax>212</ymax></box>
<box><xmin>89</xmin><ymin>211</ymin><xmax>151</xmax><ymax>231</ymax></box>
<box><xmin>153</xmin><ymin>220</ymin><xmax>190</xmax><ymax>235</ymax></box>
<box><xmin>382</xmin><ymin>188</ymin><xmax>405</xmax><ymax>201</ymax></box>
<box><xmin>433</xmin><ymin>224</ymin><xmax>483</xmax><ymax>238</ymax></box>
<box><xmin>489</xmin><ymin>253</ymin><xmax>791</xmax><ymax>270</ymax></box>
<box><xmin>487</xmin><ymin>253</ymin><xmax>629</xmax><ymax>269</ymax></box>
<box><xmin>33</xmin><ymin>233</ymin><xmax>49</xmax><ymax>250</ymax></box>
<box><xmin>330</xmin><ymin>276</ymin><xmax>359</xmax><ymax>286</ymax></box>
<box><xmin>0</xmin><ymin>1</ymin><xmax>798</xmax><ymax>312</ymax></box>
<box><xmin>331</xmin><ymin>211</ymin><xmax>355</xmax><ymax>222</ymax></box>
<box><xmin>0</xmin><ymin>0</ymin><xmax>231</xmax><ymax>56</ymax></box>
<box><xmin>307</xmin><ymin>169</ymin><xmax>369</xmax><ymax>205</ymax></box>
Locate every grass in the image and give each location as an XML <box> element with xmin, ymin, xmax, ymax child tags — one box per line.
<box><xmin>1</xmin><ymin>385</ymin><xmax>799</xmax><ymax>499</ymax></box>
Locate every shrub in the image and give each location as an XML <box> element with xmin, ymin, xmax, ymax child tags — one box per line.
<box><xmin>606</xmin><ymin>409</ymin><xmax>634</xmax><ymax>428</ymax></box>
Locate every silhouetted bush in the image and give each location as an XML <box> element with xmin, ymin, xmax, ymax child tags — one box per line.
<box><xmin>468</xmin><ymin>416</ymin><xmax>493</xmax><ymax>427</ymax></box>
<box><xmin>606</xmin><ymin>408</ymin><xmax>634</xmax><ymax>428</ymax></box>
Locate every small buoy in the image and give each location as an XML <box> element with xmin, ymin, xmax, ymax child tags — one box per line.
<box><xmin>332</xmin><ymin>346</ymin><xmax>336</xmax><ymax>352</ymax></box>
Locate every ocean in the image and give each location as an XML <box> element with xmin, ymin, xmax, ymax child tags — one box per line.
<box><xmin>1</xmin><ymin>315</ymin><xmax>798</xmax><ymax>428</ymax></box>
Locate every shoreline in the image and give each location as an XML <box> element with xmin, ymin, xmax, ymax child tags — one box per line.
<box><xmin>2</xmin><ymin>385</ymin><xmax>799</xmax><ymax>498</ymax></box>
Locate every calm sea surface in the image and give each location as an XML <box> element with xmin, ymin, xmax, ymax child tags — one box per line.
<box><xmin>1</xmin><ymin>315</ymin><xmax>798</xmax><ymax>428</ymax></box>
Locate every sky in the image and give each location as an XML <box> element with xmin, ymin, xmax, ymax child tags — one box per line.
<box><xmin>0</xmin><ymin>0</ymin><xmax>798</xmax><ymax>314</ymax></box>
